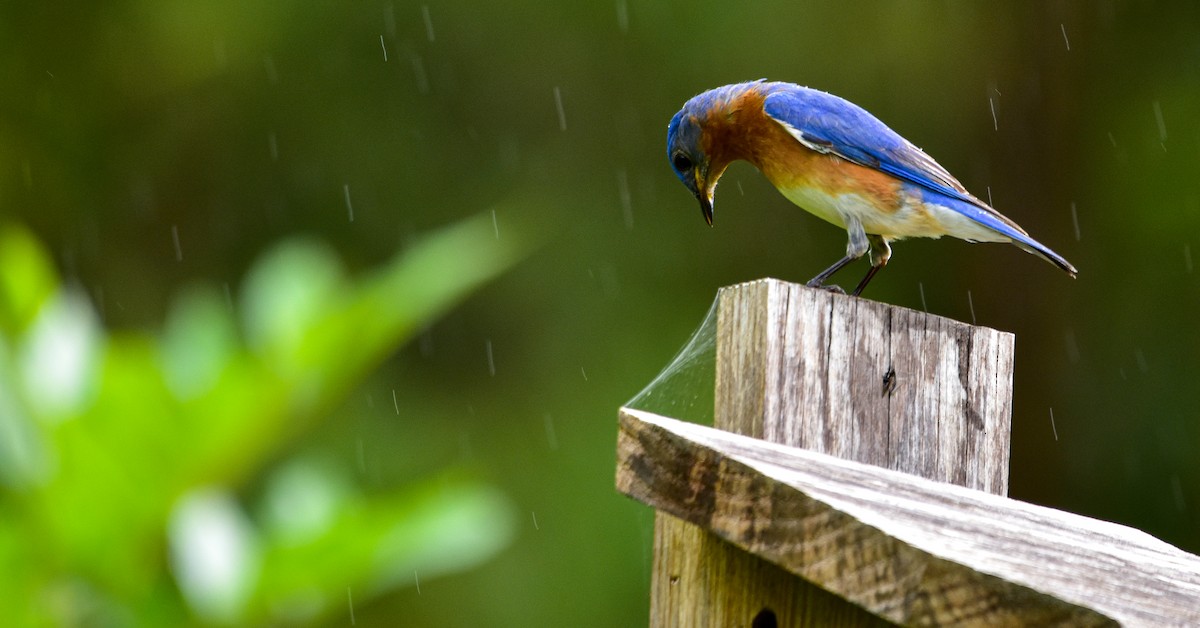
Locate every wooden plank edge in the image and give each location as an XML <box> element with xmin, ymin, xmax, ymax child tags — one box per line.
<box><xmin>616</xmin><ymin>407</ymin><xmax>1200</xmax><ymax>626</ymax></box>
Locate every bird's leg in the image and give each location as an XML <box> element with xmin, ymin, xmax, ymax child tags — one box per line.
<box><xmin>807</xmin><ymin>218</ymin><xmax>869</xmax><ymax>293</ymax></box>
<box><xmin>852</xmin><ymin>235</ymin><xmax>891</xmax><ymax>296</ymax></box>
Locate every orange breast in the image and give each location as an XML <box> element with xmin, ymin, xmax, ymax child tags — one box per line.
<box><xmin>700</xmin><ymin>87</ymin><xmax>902</xmax><ymax>213</ymax></box>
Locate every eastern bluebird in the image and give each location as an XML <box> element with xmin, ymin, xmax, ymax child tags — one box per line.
<box><xmin>666</xmin><ymin>80</ymin><xmax>1077</xmax><ymax>295</ymax></box>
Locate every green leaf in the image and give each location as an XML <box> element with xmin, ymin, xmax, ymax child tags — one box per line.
<box><xmin>251</xmin><ymin>469</ymin><xmax>515</xmax><ymax>624</ymax></box>
<box><xmin>0</xmin><ymin>225</ymin><xmax>59</xmax><ymax>336</ymax></box>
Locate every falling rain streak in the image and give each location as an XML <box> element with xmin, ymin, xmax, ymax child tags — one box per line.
<box><xmin>1070</xmin><ymin>202</ymin><xmax>1081</xmax><ymax>240</ymax></box>
<box><xmin>263</xmin><ymin>56</ymin><xmax>278</xmax><ymax>84</ymax></box>
<box><xmin>1049</xmin><ymin>408</ymin><xmax>1059</xmax><ymax>441</ymax></box>
<box><xmin>918</xmin><ymin>282</ymin><xmax>927</xmax><ymax>312</ymax></box>
<box><xmin>616</xmin><ymin>0</ymin><xmax>630</xmax><ymax>33</ymax></box>
<box><xmin>492</xmin><ymin>209</ymin><xmax>500</xmax><ymax>239</ymax></box>
<box><xmin>410</xmin><ymin>52</ymin><xmax>429</xmax><ymax>94</ymax></box>
<box><xmin>1060</xmin><ymin>24</ymin><xmax>1070</xmax><ymax>51</ymax></box>
<box><xmin>379</xmin><ymin>35</ymin><xmax>388</xmax><ymax>61</ymax></box>
<box><xmin>421</xmin><ymin>5</ymin><xmax>435</xmax><ymax>42</ymax></box>
<box><xmin>554</xmin><ymin>87</ymin><xmax>567</xmax><ymax>131</ymax></box>
<box><xmin>1172</xmin><ymin>476</ymin><xmax>1187</xmax><ymax>512</ymax></box>
<box><xmin>616</xmin><ymin>168</ymin><xmax>633</xmax><ymax>229</ymax></box>
<box><xmin>966</xmin><ymin>290</ymin><xmax>976</xmax><ymax>325</ymax></box>
<box><xmin>486</xmin><ymin>340</ymin><xmax>495</xmax><ymax>376</ymax></box>
<box><xmin>343</xmin><ymin>184</ymin><xmax>354</xmax><ymax>221</ymax></box>
<box><xmin>383</xmin><ymin>3</ymin><xmax>396</xmax><ymax>37</ymax></box>
<box><xmin>543</xmin><ymin>413</ymin><xmax>558</xmax><ymax>450</ymax></box>
<box><xmin>1153</xmin><ymin>101</ymin><xmax>1167</xmax><ymax>141</ymax></box>
<box><xmin>171</xmin><ymin>225</ymin><xmax>182</xmax><ymax>261</ymax></box>
<box><xmin>1064</xmin><ymin>328</ymin><xmax>1080</xmax><ymax>364</ymax></box>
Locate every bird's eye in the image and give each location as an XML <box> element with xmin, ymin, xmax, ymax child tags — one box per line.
<box><xmin>672</xmin><ymin>152</ymin><xmax>693</xmax><ymax>172</ymax></box>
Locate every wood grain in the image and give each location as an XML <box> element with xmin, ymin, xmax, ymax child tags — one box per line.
<box><xmin>713</xmin><ymin>278</ymin><xmax>1013</xmax><ymax>493</ymax></box>
<box><xmin>645</xmin><ymin>279</ymin><xmax>1016</xmax><ymax>626</ymax></box>
<box><xmin>622</xmin><ymin>408</ymin><xmax>1200</xmax><ymax>626</ymax></box>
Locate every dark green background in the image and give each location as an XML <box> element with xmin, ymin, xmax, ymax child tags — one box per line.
<box><xmin>4</xmin><ymin>2</ymin><xmax>1199</xmax><ymax>625</ymax></box>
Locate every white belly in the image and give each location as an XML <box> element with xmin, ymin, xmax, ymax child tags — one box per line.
<box><xmin>777</xmin><ymin>186</ymin><xmax>1009</xmax><ymax>243</ymax></box>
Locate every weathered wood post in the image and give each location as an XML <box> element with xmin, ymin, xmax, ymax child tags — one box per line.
<box><xmin>649</xmin><ymin>278</ymin><xmax>1014</xmax><ymax>626</ymax></box>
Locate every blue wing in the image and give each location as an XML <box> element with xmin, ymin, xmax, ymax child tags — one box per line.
<box><xmin>761</xmin><ymin>84</ymin><xmax>1029</xmax><ymax>238</ymax></box>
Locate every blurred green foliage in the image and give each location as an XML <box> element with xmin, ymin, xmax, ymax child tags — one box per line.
<box><xmin>3</xmin><ymin>1</ymin><xmax>1200</xmax><ymax>626</ymax></box>
<box><xmin>0</xmin><ymin>214</ymin><xmax>530</xmax><ymax>625</ymax></box>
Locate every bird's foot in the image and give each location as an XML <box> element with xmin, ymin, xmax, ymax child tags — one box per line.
<box><xmin>805</xmin><ymin>280</ymin><xmax>846</xmax><ymax>295</ymax></box>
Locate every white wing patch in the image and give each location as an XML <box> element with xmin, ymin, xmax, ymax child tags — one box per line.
<box><xmin>767</xmin><ymin>117</ymin><xmax>839</xmax><ymax>156</ymax></box>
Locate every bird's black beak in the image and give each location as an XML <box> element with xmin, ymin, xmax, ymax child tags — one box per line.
<box><xmin>698</xmin><ymin>192</ymin><xmax>713</xmax><ymax>226</ymax></box>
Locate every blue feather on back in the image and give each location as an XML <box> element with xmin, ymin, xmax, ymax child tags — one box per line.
<box><xmin>761</xmin><ymin>85</ymin><xmax>969</xmax><ymax>200</ymax></box>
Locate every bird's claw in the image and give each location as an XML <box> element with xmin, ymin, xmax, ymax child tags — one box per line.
<box><xmin>806</xmin><ymin>281</ymin><xmax>846</xmax><ymax>295</ymax></box>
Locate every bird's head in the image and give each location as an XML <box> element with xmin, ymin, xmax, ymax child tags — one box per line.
<box><xmin>666</xmin><ymin>110</ymin><xmax>717</xmax><ymax>226</ymax></box>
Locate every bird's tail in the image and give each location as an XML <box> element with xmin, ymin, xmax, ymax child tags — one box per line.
<box><xmin>1009</xmin><ymin>233</ymin><xmax>1078</xmax><ymax>278</ymax></box>
<box><xmin>933</xmin><ymin>191</ymin><xmax>1078</xmax><ymax>278</ymax></box>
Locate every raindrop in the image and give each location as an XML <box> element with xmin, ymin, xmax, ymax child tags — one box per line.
<box><xmin>1184</xmin><ymin>244</ymin><xmax>1193</xmax><ymax>273</ymax></box>
<box><xmin>348</xmin><ymin>587</ymin><xmax>356</xmax><ymax>625</ymax></box>
<box><xmin>581</xmin><ymin>366</ymin><xmax>589</xmax><ymax>381</ymax></box>
<box><xmin>986</xmin><ymin>186</ymin><xmax>993</xmax><ymax>207</ymax></box>
<box><xmin>988</xmin><ymin>97</ymin><xmax>998</xmax><ymax>131</ymax></box>
<box><xmin>543</xmin><ymin>413</ymin><xmax>558</xmax><ymax>450</ymax></box>
<box><xmin>414</xmin><ymin>570</ymin><xmax>421</xmax><ymax>595</ymax></box>
<box><xmin>918</xmin><ymin>282</ymin><xmax>927</xmax><ymax>312</ymax></box>
<box><xmin>1070</xmin><ymin>202</ymin><xmax>1081</xmax><ymax>241</ymax></box>
<box><xmin>1060</xmin><ymin>24</ymin><xmax>1070</xmax><ymax>51</ymax></box>
<box><xmin>553</xmin><ymin>87</ymin><xmax>567</xmax><ymax>131</ymax></box>
<box><xmin>531</xmin><ymin>511</ymin><xmax>540</xmax><ymax>530</ymax></box>
<box><xmin>379</xmin><ymin>35</ymin><xmax>388</xmax><ymax>62</ymax></box>
<box><xmin>736</xmin><ymin>180</ymin><xmax>745</xmax><ymax>196</ymax></box>
<box><xmin>392</xmin><ymin>389</ymin><xmax>400</xmax><ymax>415</ymax></box>
<box><xmin>1106</xmin><ymin>131</ymin><xmax>1117</xmax><ymax>147</ymax></box>
<box><xmin>268</xmin><ymin>132</ymin><xmax>278</xmax><ymax>161</ymax></box>
<box><xmin>492</xmin><ymin>209</ymin><xmax>500</xmax><ymax>239</ymax></box>
<box><xmin>1134</xmin><ymin>349</ymin><xmax>1148</xmax><ymax>373</ymax></box>
<box><xmin>966</xmin><ymin>290</ymin><xmax>976</xmax><ymax>325</ymax></box>
<box><xmin>421</xmin><ymin>5</ymin><xmax>435</xmax><ymax>42</ymax></box>
<box><xmin>383</xmin><ymin>3</ymin><xmax>396</xmax><ymax>37</ymax></box>
<box><xmin>1064</xmin><ymin>328</ymin><xmax>1080</xmax><ymax>364</ymax></box>
<box><xmin>1049</xmin><ymin>407</ymin><xmax>1059</xmax><ymax>441</ymax></box>
<box><xmin>486</xmin><ymin>339</ymin><xmax>495</xmax><ymax>376</ymax></box>
<box><xmin>343</xmin><ymin>184</ymin><xmax>354</xmax><ymax>222</ymax></box>
<box><xmin>616</xmin><ymin>0</ymin><xmax>629</xmax><ymax>33</ymax></box>
<box><xmin>172</xmin><ymin>225</ymin><xmax>183</xmax><ymax>261</ymax></box>
<box><xmin>1171</xmin><ymin>475</ymin><xmax>1186</xmax><ymax>512</ymax></box>
<box><xmin>263</xmin><ymin>56</ymin><xmax>278</xmax><ymax>84</ymax></box>
<box><xmin>1153</xmin><ymin>101</ymin><xmax>1167</xmax><ymax>141</ymax></box>
<box><xmin>616</xmin><ymin>168</ymin><xmax>633</xmax><ymax>230</ymax></box>
<box><xmin>409</xmin><ymin>52</ymin><xmax>429</xmax><ymax>94</ymax></box>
